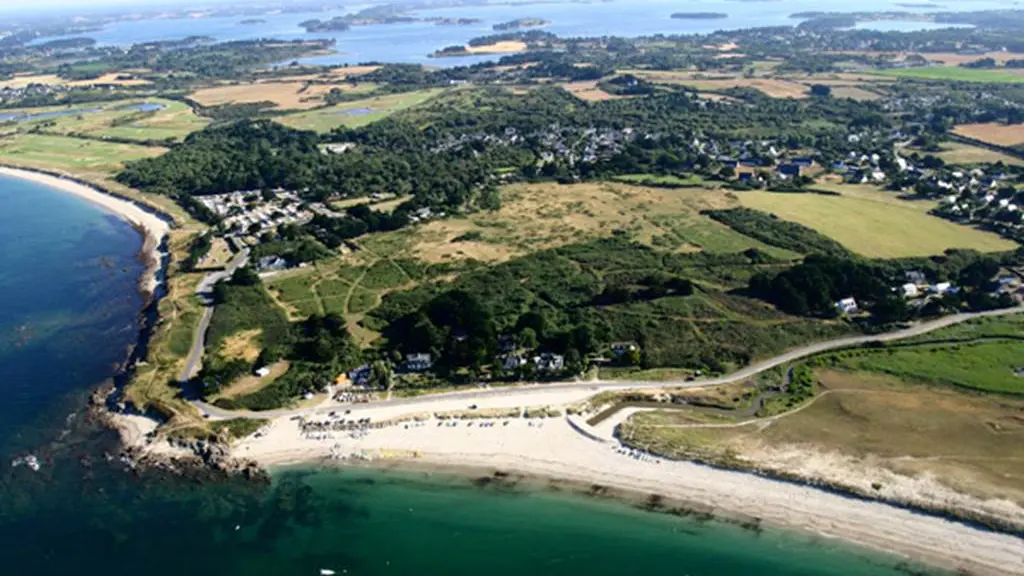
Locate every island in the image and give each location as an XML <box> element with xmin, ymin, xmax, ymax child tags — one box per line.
<box><xmin>423</xmin><ymin>17</ymin><xmax>484</xmax><ymax>26</ymax></box>
<box><xmin>429</xmin><ymin>40</ymin><xmax>528</xmax><ymax>57</ymax></box>
<box><xmin>493</xmin><ymin>17</ymin><xmax>551</xmax><ymax>31</ymax></box>
<box><xmin>299</xmin><ymin>17</ymin><xmax>352</xmax><ymax>32</ymax></box>
<box><xmin>671</xmin><ymin>12</ymin><xmax>729</xmax><ymax>20</ymax></box>
<box><xmin>239</xmin><ymin>18</ymin><xmax>267</xmax><ymax>25</ymax></box>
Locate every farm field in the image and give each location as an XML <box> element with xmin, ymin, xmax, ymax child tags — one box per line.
<box><xmin>622</xmin><ymin>70</ymin><xmax>809</xmax><ymax>98</ymax></box>
<box><xmin>737</xmin><ymin>190</ymin><xmax>1017</xmax><ymax>257</ymax></box>
<box><xmin>275</xmin><ymin>89</ymin><xmax>443</xmax><ymax>131</ymax></box>
<box><xmin>189</xmin><ymin>80</ymin><xmax>377</xmax><ymax>110</ymax></box>
<box><xmin>935</xmin><ymin>142</ymin><xmax>1024</xmax><ymax>167</ymax></box>
<box><xmin>0</xmin><ymin>133</ymin><xmax>165</xmax><ymax>177</ymax></box>
<box><xmin>559</xmin><ymin>80</ymin><xmax>620</xmax><ymax>101</ymax></box>
<box><xmin>952</xmin><ymin>123</ymin><xmax>1024</xmax><ymax>147</ymax></box>
<box><xmin>0</xmin><ymin>73</ymin><xmax>153</xmax><ymax>88</ymax></box>
<box><xmin>826</xmin><ymin>85</ymin><xmax>882</xmax><ymax>101</ymax></box>
<box><xmin>620</xmin><ymin>369</ymin><xmax>1024</xmax><ymax>509</ymax></box>
<box><xmin>874</xmin><ymin>66</ymin><xmax>1024</xmax><ymax>83</ymax></box>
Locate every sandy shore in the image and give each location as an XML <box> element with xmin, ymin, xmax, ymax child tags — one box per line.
<box><xmin>0</xmin><ymin>167</ymin><xmax>170</xmax><ymax>296</ymax></box>
<box><xmin>224</xmin><ymin>401</ymin><xmax>1024</xmax><ymax>576</ymax></box>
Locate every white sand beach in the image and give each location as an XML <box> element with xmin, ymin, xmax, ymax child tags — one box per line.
<box><xmin>222</xmin><ymin>396</ymin><xmax>1024</xmax><ymax>576</ymax></box>
<box><xmin>0</xmin><ymin>167</ymin><xmax>170</xmax><ymax>295</ymax></box>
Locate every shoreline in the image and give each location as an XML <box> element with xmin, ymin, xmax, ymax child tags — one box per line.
<box><xmin>223</xmin><ymin>412</ymin><xmax>1024</xmax><ymax>576</ymax></box>
<box><xmin>0</xmin><ymin>166</ymin><xmax>171</xmax><ymax>300</ymax></box>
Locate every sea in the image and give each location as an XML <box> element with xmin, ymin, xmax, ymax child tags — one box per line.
<box><xmin>0</xmin><ymin>175</ymin><xmax>956</xmax><ymax>573</ymax></box>
<box><xmin>27</xmin><ymin>0</ymin><xmax>1010</xmax><ymax>68</ymax></box>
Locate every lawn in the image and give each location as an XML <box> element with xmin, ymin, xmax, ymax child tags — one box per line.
<box><xmin>275</xmin><ymin>89</ymin><xmax>444</xmax><ymax>132</ymax></box>
<box><xmin>875</xmin><ymin>66</ymin><xmax>1024</xmax><ymax>83</ymax></box>
<box><xmin>827</xmin><ymin>341</ymin><xmax>1024</xmax><ymax>395</ymax></box>
<box><xmin>0</xmin><ymin>133</ymin><xmax>166</xmax><ymax>177</ymax></box>
<box><xmin>737</xmin><ymin>191</ymin><xmax>1016</xmax><ymax>257</ymax></box>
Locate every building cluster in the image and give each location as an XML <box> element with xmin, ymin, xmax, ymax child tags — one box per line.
<box><xmin>197</xmin><ymin>190</ymin><xmax>313</xmax><ymax>244</ymax></box>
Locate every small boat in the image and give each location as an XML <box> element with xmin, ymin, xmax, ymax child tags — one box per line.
<box><xmin>320</xmin><ymin>570</ymin><xmax>336</xmax><ymax>575</ymax></box>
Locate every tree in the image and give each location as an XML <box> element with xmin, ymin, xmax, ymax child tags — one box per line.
<box><xmin>518</xmin><ymin>327</ymin><xmax>538</xmax><ymax>350</ymax></box>
<box><xmin>230</xmin><ymin>266</ymin><xmax>260</xmax><ymax>286</ymax></box>
<box><xmin>809</xmin><ymin>84</ymin><xmax>831</xmax><ymax>97</ymax></box>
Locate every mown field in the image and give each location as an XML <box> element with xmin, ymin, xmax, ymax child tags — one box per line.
<box><xmin>0</xmin><ymin>133</ymin><xmax>166</xmax><ymax>177</ymax></box>
<box><xmin>275</xmin><ymin>89</ymin><xmax>444</xmax><ymax>132</ymax></box>
<box><xmin>875</xmin><ymin>66</ymin><xmax>1024</xmax><ymax>83</ymax></box>
<box><xmin>737</xmin><ymin>190</ymin><xmax>1017</xmax><ymax>257</ymax></box>
<box><xmin>935</xmin><ymin>142</ymin><xmax>1024</xmax><ymax>167</ymax></box>
<box><xmin>620</xmin><ymin>369</ymin><xmax>1024</xmax><ymax>509</ymax></box>
<box><xmin>953</xmin><ymin>123</ymin><xmax>1024</xmax><ymax>148</ymax></box>
<box><xmin>7</xmin><ymin>99</ymin><xmax>209</xmax><ymax>143</ymax></box>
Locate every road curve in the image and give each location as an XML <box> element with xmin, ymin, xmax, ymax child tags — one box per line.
<box><xmin>192</xmin><ymin>305</ymin><xmax>1024</xmax><ymax>421</ymax></box>
<box><xmin>178</xmin><ymin>250</ymin><xmax>250</xmax><ymax>384</ymax></box>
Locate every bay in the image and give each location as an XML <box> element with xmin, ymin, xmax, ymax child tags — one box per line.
<box><xmin>31</xmin><ymin>0</ymin><xmax>1013</xmax><ymax>68</ymax></box>
<box><xmin>0</xmin><ymin>127</ymin><xmax>949</xmax><ymax>576</ymax></box>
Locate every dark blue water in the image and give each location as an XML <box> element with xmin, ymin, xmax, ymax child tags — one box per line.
<box><xmin>0</xmin><ymin>174</ymin><xmax>946</xmax><ymax>576</ymax></box>
<box><xmin>0</xmin><ymin>174</ymin><xmax>145</xmax><ymax>454</ymax></box>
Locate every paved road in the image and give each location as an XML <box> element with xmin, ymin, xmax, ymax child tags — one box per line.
<box><xmin>178</xmin><ymin>249</ymin><xmax>250</xmax><ymax>384</ymax></box>
<box><xmin>193</xmin><ymin>305</ymin><xmax>1024</xmax><ymax>421</ymax></box>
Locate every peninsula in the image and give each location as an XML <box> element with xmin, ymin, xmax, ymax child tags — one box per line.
<box><xmin>493</xmin><ymin>18</ymin><xmax>550</xmax><ymax>31</ymax></box>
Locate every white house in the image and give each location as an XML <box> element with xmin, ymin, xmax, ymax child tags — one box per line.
<box><xmin>900</xmin><ymin>283</ymin><xmax>919</xmax><ymax>298</ymax></box>
<box><xmin>930</xmin><ymin>282</ymin><xmax>953</xmax><ymax>295</ymax></box>
<box><xmin>835</xmin><ymin>297</ymin><xmax>859</xmax><ymax>315</ymax></box>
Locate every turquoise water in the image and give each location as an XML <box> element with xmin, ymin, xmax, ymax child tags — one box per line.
<box><xmin>0</xmin><ymin>176</ymin><xmax>948</xmax><ymax>575</ymax></box>
<box><xmin>30</xmin><ymin>0</ymin><xmax>1012</xmax><ymax>67</ymax></box>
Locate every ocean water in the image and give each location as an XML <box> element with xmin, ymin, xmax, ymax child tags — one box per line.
<box><xmin>0</xmin><ymin>174</ymin><xmax>951</xmax><ymax>575</ymax></box>
<box><xmin>32</xmin><ymin>0</ymin><xmax>1013</xmax><ymax>67</ymax></box>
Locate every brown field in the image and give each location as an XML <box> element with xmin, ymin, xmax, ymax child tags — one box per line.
<box><xmin>324</xmin><ymin>65</ymin><xmax>382</xmax><ymax>78</ymax></box>
<box><xmin>559</xmin><ymin>80</ymin><xmax>620</xmax><ymax>101</ymax></box>
<box><xmin>190</xmin><ymin>80</ymin><xmax>375</xmax><ymax>110</ymax></box>
<box><xmin>626</xmin><ymin>70</ymin><xmax>808</xmax><ymax>98</ymax></box>
<box><xmin>0</xmin><ymin>73</ymin><xmax>152</xmax><ymax>89</ymax></box>
<box><xmin>922</xmin><ymin>51</ymin><xmax>1024</xmax><ymax>66</ymax></box>
<box><xmin>464</xmin><ymin>40</ymin><xmax>528</xmax><ymax>54</ymax></box>
<box><xmin>196</xmin><ymin>237</ymin><xmax>234</xmax><ymax>270</ymax></box>
<box><xmin>621</xmin><ymin>369</ymin><xmax>1024</xmax><ymax>512</ymax></box>
<box><xmin>217</xmin><ymin>329</ymin><xmax>263</xmax><ymax>363</ymax></box>
<box><xmin>402</xmin><ymin>182</ymin><xmax>796</xmax><ymax>264</ymax></box>
<box><xmin>953</xmin><ymin>123</ymin><xmax>1024</xmax><ymax>147</ymax></box>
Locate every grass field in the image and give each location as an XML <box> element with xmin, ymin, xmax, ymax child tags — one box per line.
<box><xmin>737</xmin><ymin>190</ymin><xmax>1016</xmax><ymax>257</ymax></box>
<box><xmin>400</xmin><ymin>182</ymin><xmax>799</xmax><ymax>264</ymax></box>
<box><xmin>6</xmin><ymin>99</ymin><xmax>209</xmax><ymax>143</ymax></box>
<box><xmin>275</xmin><ymin>89</ymin><xmax>444</xmax><ymax>132</ymax></box>
<box><xmin>875</xmin><ymin>66</ymin><xmax>1024</xmax><ymax>83</ymax></box>
<box><xmin>827</xmin><ymin>341</ymin><xmax>1024</xmax><ymax>395</ymax></box>
<box><xmin>935</xmin><ymin>142</ymin><xmax>1024</xmax><ymax>167</ymax></box>
<box><xmin>0</xmin><ymin>73</ymin><xmax>153</xmax><ymax>89</ymax></box>
<box><xmin>953</xmin><ymin>123</ymin><xmax>1024</xmax><ymax>147</ymax></box>
<box><xmin>190</xmin><ymin>80</ymin><xmax>376</xmax><ymax>110</ymax></box>
<box><xmin>0</xmin><ymin>133</ymin><xmax>166</xmax><ymax>177</ymax></box>
<box><xmin>621</xmin><ymin>369</ymin><xmax>1024</xmax><ymax>509</ymax></box>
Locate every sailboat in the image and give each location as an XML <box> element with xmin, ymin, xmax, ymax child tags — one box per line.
<box><xmin>320</xmin><ymin>570</ymin><xmax>336</xmax><ymax>575</ymax></box>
